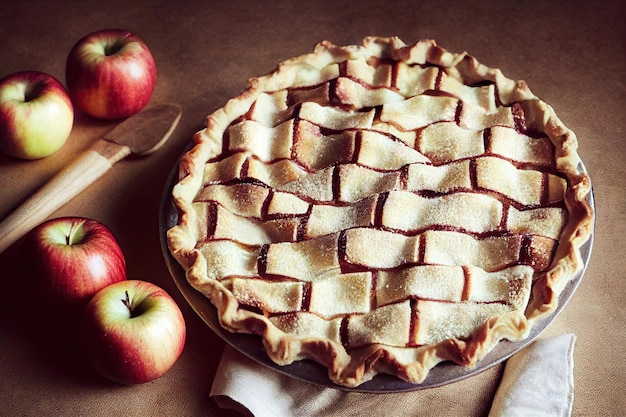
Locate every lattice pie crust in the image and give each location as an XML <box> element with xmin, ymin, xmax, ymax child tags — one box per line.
<box><xmin>167</xmin><ymin>37</ymin><xmax>593</xmax><ymax>387</ymax></box>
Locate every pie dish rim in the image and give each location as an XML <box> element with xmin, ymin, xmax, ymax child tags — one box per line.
<box><xmin>159</xmin><ymin>153</ymin><xmax>594</xmax><ymax>392</ymax></box>
<box><xmin>163</xmin><ymin>36</ymin><xmax>595</xmax><ymax>389</ymax></box>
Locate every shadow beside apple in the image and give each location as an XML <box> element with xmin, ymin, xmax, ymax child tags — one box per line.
<box><xmin>0</xmin><ymin>240</ymin><xmax>114</xmax><ymax>387</ymax></box>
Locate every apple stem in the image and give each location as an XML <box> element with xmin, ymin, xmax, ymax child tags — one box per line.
<box><xmin>65</xmin><ymin>222</ymin><xmax>86</xmax><ymax>246</ymax></box>
<box><xmin>122</xmin><ymin>290</ymin><xmax>135</xmax><ymax>317</ymax></box>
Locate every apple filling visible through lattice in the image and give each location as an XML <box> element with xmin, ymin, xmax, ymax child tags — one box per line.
<box><xmin>167</xmin><ymin>37</ymin><xmax>593</xmax><ymax>387</ymax></box>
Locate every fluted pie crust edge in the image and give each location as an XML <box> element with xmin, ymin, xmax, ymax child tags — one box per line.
<box><xmin>167</xmin><ymin>37</ymin><xmax>593</xmax><ymax>388</ymax></box>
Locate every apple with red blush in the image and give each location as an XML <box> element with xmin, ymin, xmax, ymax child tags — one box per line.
<box><xmin>66</xmin><ymin>29</ymin><xmax>157</xmax><ymax>120</ymax></box>
<box><xmin>21</xmin><ymin>216</ymin><xmax>126</xmax><ymax>314</ymax></box>
<box><xmin>0</xmin><ymin>71</ymin><xmax>73</xmax><ymax>159</ymax></box>
<box><xmin>80</xmin><ymin>280</ymin><xmax>186</xmax><ymax>384</ymax></box>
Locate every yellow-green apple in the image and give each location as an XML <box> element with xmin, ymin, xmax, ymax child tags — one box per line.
<box><xmin>80</xmin><ymin>280</ymin><xmax>186</xmax><ymax>384</ymax></box>
<box><xmin>21</xmin><ymin>217</ymin><xmax>126</xmax><ymax>314</ymax></box>
<box><xmin>0</xmin><ymin>71</ymin><xmax>74</xmax><ymax>159</ymax></box>
<box><xmin>66</xmin><ymin>29</ymin><xmax>157</xmax><ymax>120</ymax></box>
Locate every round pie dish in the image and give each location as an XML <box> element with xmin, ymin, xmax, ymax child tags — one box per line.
<box><xmin>162</xmin><ymin>37</ymin><xmax>594</xmax><ymax>390</ymax></box>
<box><xmin>159</xmin><ymin>162</ymin><xmax>593</xmax><ymax>392</ymax></box>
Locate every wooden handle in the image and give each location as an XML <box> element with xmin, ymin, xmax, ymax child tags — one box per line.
<box><xmin>0</xmin><ymin>139</ymin><xmax>131</xmax><ymax>253</ymax></box>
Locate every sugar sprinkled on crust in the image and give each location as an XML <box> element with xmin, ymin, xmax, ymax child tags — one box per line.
<box><xmin>167</xmin><ymin>36</ymin><xmax>593</xmax><ymax>387</ymax></box>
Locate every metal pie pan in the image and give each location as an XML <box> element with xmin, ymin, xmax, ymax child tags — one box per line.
<box><xmin>159</xmin><ymin>158</ymin><xmax>594</xmax><ymax>392</ymax></box>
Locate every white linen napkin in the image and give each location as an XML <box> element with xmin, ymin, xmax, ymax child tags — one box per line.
<box><xmin>488</xmin><ymin>333</ymin><xmax>576</xmax><ymax>417</ymax></box>
<box><xmin>210</xmin><ymin>346</ymin><xmax>346</xmax><ymax>417</ymax></box>
<box><xmin>210</xmin><ymin>334</ymin><xmax>576</xmax><ymax>417</ymax></box>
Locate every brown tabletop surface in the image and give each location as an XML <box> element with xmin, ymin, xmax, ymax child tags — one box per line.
<box><xmin>1</xmin><ymin>1</ymin><xmax>624</xmax><ymax>416</ymax></box>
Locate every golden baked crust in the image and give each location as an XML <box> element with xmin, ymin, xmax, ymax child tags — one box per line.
<box><xmin>167</xmin><ymin>37</ymin><xmax>593</xmax><ymax>387</ymax></box>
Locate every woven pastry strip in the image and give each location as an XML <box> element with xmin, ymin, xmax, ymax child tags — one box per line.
<box><xmin>168</xmin><ymin>36</ymin><xmax>593</xmax><ymax>387</ymax></box>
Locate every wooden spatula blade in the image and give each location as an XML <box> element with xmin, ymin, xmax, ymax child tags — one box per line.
<box><xmin>104</xmin><ymin>103</ymin><xmax>182</xmax><ymax>155</ymax></box>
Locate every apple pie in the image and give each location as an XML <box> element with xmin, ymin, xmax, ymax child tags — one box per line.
<box><xmin>167</xmin><ymin>36</ymin><xmax>593</xmax><ymax>387</ymax></box>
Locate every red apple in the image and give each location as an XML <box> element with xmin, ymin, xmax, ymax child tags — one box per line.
<box><xmin>80</xmin><ymin>280</ymin><xmax>186</xmax><ymax>384</ymax></box>
<box><xmin>65</xmin><ymin>29</ymin><xmax>157</xmax><ymax>120</ymax></box>
<box><xmin>0</xmin><ymin>71</ymin><xmax>74</xmax><ymax>159</ymax></box>
<box><xmin>21</xmin><ymin>216</ymin><xmax>126</xmax><ymax>313</ymax></box>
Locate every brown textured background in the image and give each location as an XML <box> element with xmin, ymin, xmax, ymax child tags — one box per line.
<box><xmin>0</xmin><ymin>1</ymin><xmax>624</xmax><ymax>415</ymax></box>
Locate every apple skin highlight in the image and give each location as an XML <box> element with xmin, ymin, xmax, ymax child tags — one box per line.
<box><xmin>21</xmin><ymin>216</ymin><xmax>127</xmax><ymax>315</ymax></box>
<box><xmin>66</xmin><ymin>29</ymin><xmax>157</xmax><ymax>120</ymax></box>
<box><xmin>80</xmin><ymin>280</ymin><xmax>186</xmax><ymax>385</ymax></box>
<box><xmin>0</xmin><ymin>71</ymin><xmax>74</xmax><ymax>159</ymax></box>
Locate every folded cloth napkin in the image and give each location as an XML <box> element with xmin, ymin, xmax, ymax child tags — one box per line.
<box><xmin>488</xmin><ymin>333</ymin><xmax>576</xmax><ymax>417</ymax></box>
<box><xmin>210</xmin><ymin>334</ymin><xmax>576</xmax><ymax>417</ymax></box>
